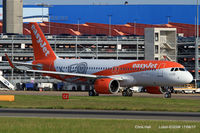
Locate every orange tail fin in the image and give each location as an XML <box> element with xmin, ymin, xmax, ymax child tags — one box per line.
<box><xmin>29</xmin><ymin>22</ymin><xmax>57</xmax><ymax>61</ymax></box>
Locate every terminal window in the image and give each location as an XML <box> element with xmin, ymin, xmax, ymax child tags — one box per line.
<box><xmin>155</xmin><ymin>33</ymin><xmax>159</xmax><ymax>41</ymax></box>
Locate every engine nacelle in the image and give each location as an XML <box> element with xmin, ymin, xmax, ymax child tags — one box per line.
<box><xmin>145</xmin><ymin>86</ymin><xmax>166</xmax><ymax>94</ymax></box>
<box><xmin>94</xmin><ymin>78</ymin><xmax>120</xmax><ymax>94</ymax></box>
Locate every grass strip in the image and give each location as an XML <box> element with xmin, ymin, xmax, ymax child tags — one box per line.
<box><xmin>0</xmin><ymin>117</ymin><xmax>199</xmax><ymax>133</ymax></box>
<box><xmin>0</xmin><ymin>95</ymin><xmax>200</xmax><ymax>112</ymax></box>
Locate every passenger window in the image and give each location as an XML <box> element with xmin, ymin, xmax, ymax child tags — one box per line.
<box><xmin>170</xmin><ymin>68</ymin><xmax>174</xmax><ymax>71</ymax></box>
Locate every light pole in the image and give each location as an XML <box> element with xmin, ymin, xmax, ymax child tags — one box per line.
<box><xmin>11</xmin><ymin>36</ymin><xmax>14</xmax><ymax>83</ymax></box>
<box><xmin>77</xmin><ymin>18</ymin><xmax>81</xmax><ymax>32</ymax></box>
<box><xmin>108</xmin><ymin>15</ymin><xmax>112</xmax><ymax>36</ymax></box>
<box><xmin>48</xmin><ymin>13</ymin><xmax>52</xmax><ymax>34</ymax></box>
<box><xmin>166</xmin><ymin>16</ymin><xmax>171</xmax><ymax>24</ymax></box>
<box><xmin>36</xmin><ymin>3</ymin><xmax>51</xmax><ymax>22</ymax></box>
<box><xmin>133</xmin><ymin>19</ymin><xmax>137</xmax><ymax>35</ymax></box>
<box><xmin>195</xmin><ymin>0</ymin><xmax>199</xmax><ymax>80</ymax></box>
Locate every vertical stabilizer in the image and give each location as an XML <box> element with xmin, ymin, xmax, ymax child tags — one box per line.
<box><xmin>30</xmin><ymin>22</ymin><xmax>57</xmax><ymax>60</ymax></box>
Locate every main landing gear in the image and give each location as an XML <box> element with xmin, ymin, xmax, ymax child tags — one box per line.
<box><xmin>88</xmin><ymin>89</ymin><xmax>99</xmax><ymax>96</ymax></box>
<box><xmin>122</xmin><ymin>88</ymin><xmax>133</xmax><ymax>97</ymax></box>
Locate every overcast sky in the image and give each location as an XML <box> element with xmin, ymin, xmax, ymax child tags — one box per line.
<box><xmin>0</xmin><ymin>0</ymin><xmax>198</xmax><ymax>5</ymax></box>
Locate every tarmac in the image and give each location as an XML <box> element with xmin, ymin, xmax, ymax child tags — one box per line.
<box><xmin>0</xmin><ymin>108</ymin><xmax>200</xmax><ymax>121</ymax></box>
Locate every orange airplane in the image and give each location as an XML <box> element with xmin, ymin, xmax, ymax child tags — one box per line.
<box><xmin>4</xmin><ymin>22</ymin><xmax>193</xmax><ymax>98</ymax></box>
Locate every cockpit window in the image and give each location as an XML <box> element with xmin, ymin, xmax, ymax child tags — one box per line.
<box><xmin>171</xmin><ymin>67</ymin><xmax>186</xmax><ymax>71</ymax></box>
<box><xmin>179</xmin><ymin>68</ymin><xmax>185</xmax><ymax>71</ymax></box>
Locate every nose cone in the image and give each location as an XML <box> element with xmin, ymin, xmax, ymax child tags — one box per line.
<box><xmin>176</xmin><ymin>71</ymin><xmax>193</xmax><ymax>85</ymax></box>
<box><xmin>185</xmin><ymin>72</ymin><xmax>193</xmax><ymax>84</ymax></box>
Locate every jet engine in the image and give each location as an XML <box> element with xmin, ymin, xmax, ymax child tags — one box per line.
<box><xmin>145</xmin><ymin>86</ymin><xmax>166</xmax><ymax>94</ymax></box>
<box><xmin>94</xmin><ymin>78</ymin><xmax>120</xmax><ymax>94</ymax></box>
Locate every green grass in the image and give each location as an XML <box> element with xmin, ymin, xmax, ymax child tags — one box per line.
<box><xmin>0</xmin><ymin>117</ymin><xmax>199</xmax><ymax>133</ymax></box>
<box><xmin>0</xmin><ymin>95</ymin><xmax>200</xmax><ymax>112</ymax></box>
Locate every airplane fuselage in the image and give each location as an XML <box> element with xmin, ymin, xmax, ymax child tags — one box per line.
<box><xmin>48</xmin><ymin>58</ymin><xmax>193</xmax><ymax>88</ymax></box>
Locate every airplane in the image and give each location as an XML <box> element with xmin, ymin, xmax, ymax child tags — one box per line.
<box><xmin>3</xmin><ymin>22</ymin><xmax>193</xmax><ymax>98</ymax></box>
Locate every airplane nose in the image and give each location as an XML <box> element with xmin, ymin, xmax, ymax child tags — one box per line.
<box><xmin>185</xmin><ymin>72</ymin><xmax>193</xmax><ymax>84</ymax></box>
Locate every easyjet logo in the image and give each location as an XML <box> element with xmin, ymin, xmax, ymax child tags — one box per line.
<box><xmin>31</xmin><ymin>24</ymin><xmax>50</xmax><ymax>57</ymax></box>
<box><xmin>132</xmin><ymin>63</ymin><xmax>158</xmax><ymax>69</ymax></box>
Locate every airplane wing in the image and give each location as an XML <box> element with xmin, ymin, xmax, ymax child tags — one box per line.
<box><xmin>26</xmin><ymin>69</ymin><xmax>123</xmax><ymax>80</ymax></box>
<box><xmin>4</xmin><ymin>54</ymin><xmax>123</xmax><ymax>80</ymax></box>
<box><xmin>26</xmin><ymin>69</ymin><xmax>98</xmax><ymax>78</ymax></box>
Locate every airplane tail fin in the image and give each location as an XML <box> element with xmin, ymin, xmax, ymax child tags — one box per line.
<box><xmin>29</xmin><ymin>22</ymin><xmax>57</xmax><ymax>61</ymax></box>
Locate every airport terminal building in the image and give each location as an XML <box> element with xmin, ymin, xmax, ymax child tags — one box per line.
<box><xmin>0</xmin><ymin>3</ymin><xmax>198</xmax><ymax>90</ymax></box>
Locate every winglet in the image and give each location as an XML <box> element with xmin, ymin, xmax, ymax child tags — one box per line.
<box><xmin>5</xmin><ymin>54</ymin><xmax>15</xmax><ymax>69</ymax></box>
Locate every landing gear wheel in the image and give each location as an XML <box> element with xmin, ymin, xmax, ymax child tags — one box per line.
<box><xmin>127</xmin><ymin>89</ymin><xmax>133</xmax><ymax>96</ymax></box>
<box><xmin>164</xmin><ymin>92</ymin><xmax>171</xmax><ymax>98</ymax></box>
<box><xmin>169</xmin><ymin>87</ymin><xmax>174</xmax><ymax>93</ymax></box>
<box><xmin>122</xmin><ymin>88</ymin><xmax>133</xmax><ymax>97</ymax></box>
<box><xmin>122</xmin><ymin>90</ymin><xmax>127</xmax><ymax>96</ymax></box>
<box><xmin>88</xmin><ymin>89</ymin><xmax>99</xmax><ymax>96</ymax></box>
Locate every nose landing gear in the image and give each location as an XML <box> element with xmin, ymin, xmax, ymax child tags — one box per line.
<box><xmin>164</xmin><ymin>91</ymin><xmax>171</xmax><ymax>98</ymax></box>
<box><xmin>163</xmin><ymin>86</ymin><xmax>173</xmax><ymax>98</ymax></box>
